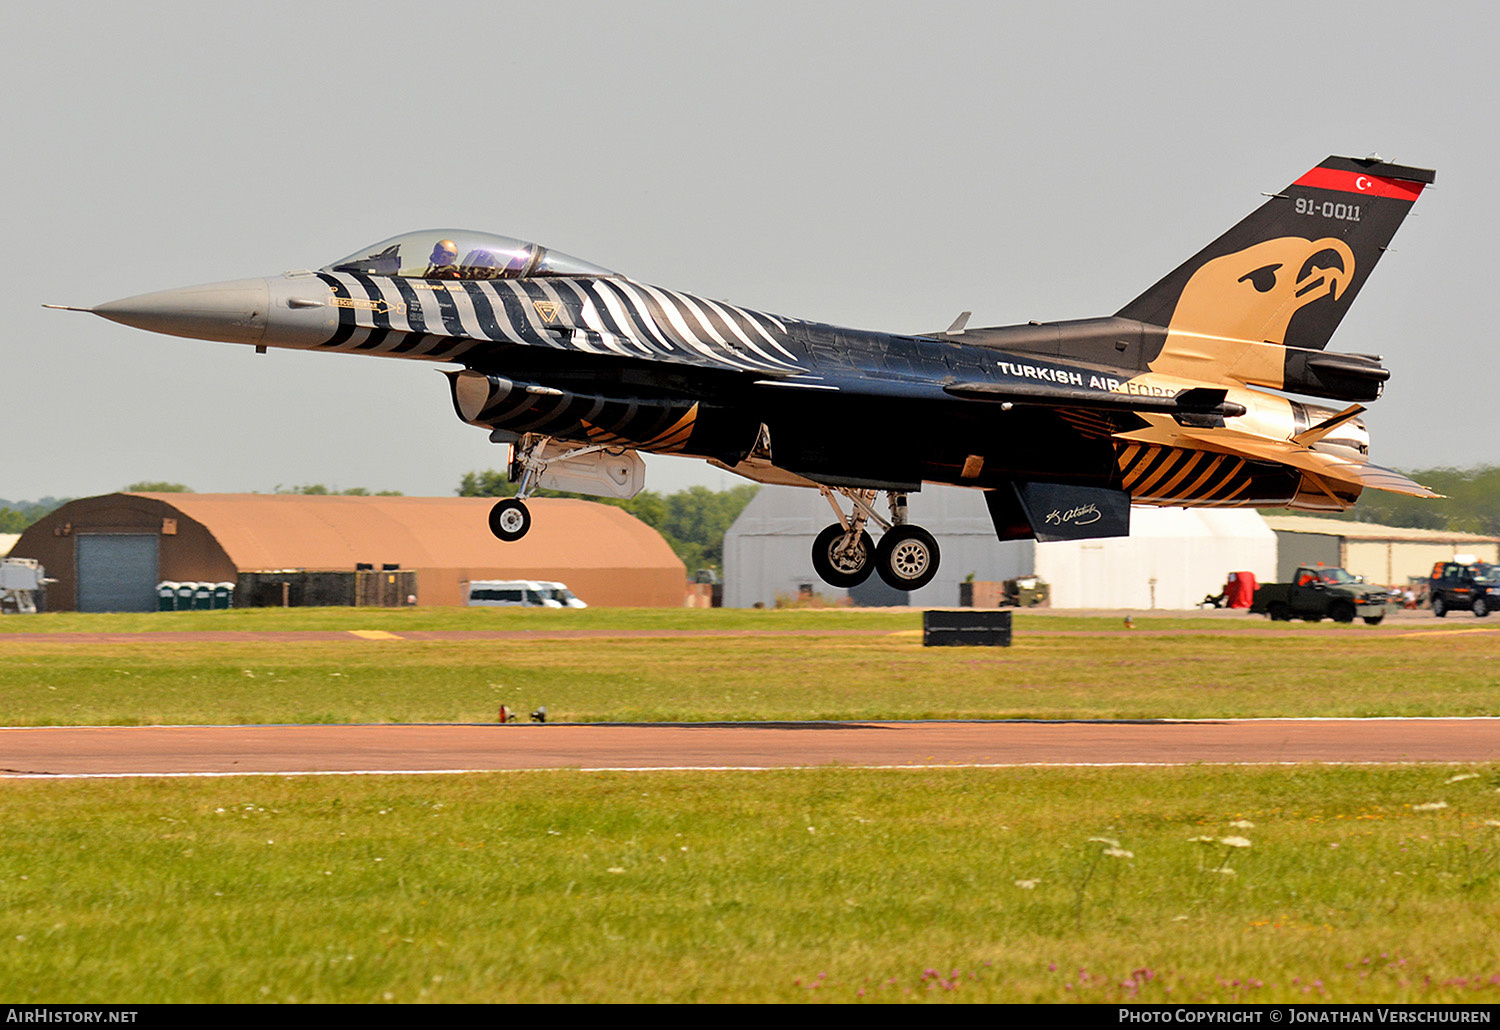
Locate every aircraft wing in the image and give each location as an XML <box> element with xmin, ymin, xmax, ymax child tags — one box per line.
<box><xmin>1113</xmin><ymin>424</ymin><xmax>1442</xmax><ymax>499</ymax></box>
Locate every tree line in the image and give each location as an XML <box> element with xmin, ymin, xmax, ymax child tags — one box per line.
<box><xmin>6</xmin><ymin>464</ymin><xmax>1496</xmax><ymax>555</ymax></box>
<box><xmin>1260</xmin><ymin>464</ymin><xmax>1500</xmax><ymax>537</ymax></box>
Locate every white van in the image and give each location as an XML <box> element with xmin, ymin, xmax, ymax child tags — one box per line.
<box><xmin>534</xmin><ymin>581</ymin><xmax>587</xmax><ymax>608</ymax></box>
<box><xmin>466</xmin><ymin>580</ymin><xmax>587</xmax><ymax>608</ymax></box>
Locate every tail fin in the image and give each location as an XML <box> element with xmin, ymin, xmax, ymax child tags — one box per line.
<box><xmin>1118</xmin><ymin>156</ymin><xmax>1434</xmax><ymax>353</ymax></box>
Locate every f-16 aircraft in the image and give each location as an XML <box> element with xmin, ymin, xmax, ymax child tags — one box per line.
<box><xmin>55</xmin><ymin>155</ymin><xmax>1436</xmax><ymax>592</ymax></box>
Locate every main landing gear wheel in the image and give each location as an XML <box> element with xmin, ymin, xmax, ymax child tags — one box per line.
<box><xmin>488</xmin><ymin>498</ymin><xmax>532</xmax><ymax>542</ymax></box>
<box><xmin>875</xmin><ymin>525</ymin><xmax>941</xmax><ymax>592</ymax></box>
<box><xmin>811</xmin><ymin>523</ymin><xmax>874</xmax><ymax>587</ymax></box>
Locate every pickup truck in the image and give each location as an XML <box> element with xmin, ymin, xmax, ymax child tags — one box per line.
<box><xmin>1249</xmin><ymin>565</ymin><xmax>1391</xmax><ymax>625</ymax></box>
<box><xmin>1428</xmin><ymin>561</ymin><xmax>1499</xmax><ymax>618</ymax></box>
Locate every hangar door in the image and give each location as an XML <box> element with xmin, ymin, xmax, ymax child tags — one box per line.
<box><xmin>77</xmin><ymin>534</ymin><xmax>159</xmax><ymax>612</ymax></box>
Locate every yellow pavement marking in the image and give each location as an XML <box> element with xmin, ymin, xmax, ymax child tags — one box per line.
<box><xmin>349</xmin><ymin>630</ymin><xmax>402</xmax><ymax>641</ymax></box>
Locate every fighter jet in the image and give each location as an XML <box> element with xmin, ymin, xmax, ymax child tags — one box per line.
<box><xmin>54</xmin><ymin>155</ymin><xmax>1436</xmax><ymax>592</ymax></box>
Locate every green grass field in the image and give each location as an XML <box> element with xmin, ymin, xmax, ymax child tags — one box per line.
<box><xmin>3</xmin><ymin>607</ymin><xmax>1499</xmax><ymax>1002</ymax></box>
<box><xmin>4</xmin><ymin>766</ymin><xmax>1499</xmax><ymax>1003</ymax></box>
<box><xmin>1</xmin><ymin>607</ymin><xmax>1496</xmax><ymax>725</ymax></box>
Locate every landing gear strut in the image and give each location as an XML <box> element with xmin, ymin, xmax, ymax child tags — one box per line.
<box><xmin>485</xmin><ymin>435</ymin><xmax>546</xmax><ymax>542</ymax></box>
<box><xmin>811</xmin><ymin>487</ymin><xmax>941</xmax><ymax>592</ymax></box>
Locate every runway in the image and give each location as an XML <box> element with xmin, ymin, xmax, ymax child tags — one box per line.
<box><xmin>3</xmin><ymin>718</ymin><xmax>1497</xmax><ymax>778</ymax></box>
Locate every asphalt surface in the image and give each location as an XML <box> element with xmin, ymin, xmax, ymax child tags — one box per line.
<box><xmin>3</xmin><ymin>718</ymin><xmax>1497</xmax><ymax>778</ymax></box>
<box><xmin>3</xmin><ymin>609</ymin><xmax>1495</xmax><ymax>778</ymax></box>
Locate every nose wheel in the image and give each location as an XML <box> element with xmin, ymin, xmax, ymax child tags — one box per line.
<box><xmin>810</xmin><ymin>487</ymin><xmax>941</xmax><ymax>592</ymax></box>
<box><xmin>488</xmin><ymin>498</ymin><xmax>532</xmax><ymax>541</ymax></box>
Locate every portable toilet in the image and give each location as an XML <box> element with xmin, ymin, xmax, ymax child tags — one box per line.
<box><xmin>176</xmin><ymin>582</ymin><xmax>197</xmax><ymax>610</ymax></box>
<box><xmin>192</xmin><ymin>583</ymin><xmax>213</xmax><ymax>610</ymax></box>
<box><xmin>157</xmin><ymin>582</ymin><xmax>180</xmax><ymax>612</ymax></box>
<box><xmin>212</xmin><ymin>582</ymin><xmax>234</xmax><ymax>609</ymax></box>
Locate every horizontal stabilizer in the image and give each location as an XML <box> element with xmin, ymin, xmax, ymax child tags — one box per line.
<box><xmin>1114</xmin><ymin>425</ymin><xmax>1442</xmax><ymax>499</ymax></box>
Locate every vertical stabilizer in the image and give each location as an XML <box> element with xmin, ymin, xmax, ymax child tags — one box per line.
<box><xmin>1118</xmin><ymin>156</ymin><xmax>1434</xmax><ymax>354</ymax></box>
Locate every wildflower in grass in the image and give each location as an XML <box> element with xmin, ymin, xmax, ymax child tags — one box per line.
<box><xmin>1103</xmin><ymin>847</ymin><xmax>1133</xmax><ymax>859</ymax></box>
<box><xmin>1228</xmin><ymin>820</ymin><xmax>1255</xmax><ymax>829</ymax></box>
<box><xmin>1218</xmin><ymin>836</ymin><xmax>1252</xmax><ymax>849</ymax></box>
<box><xmin>1189</xmin><ymin>835</ymin><xmax>1218</xmax><ymax>844</ymax></box>
<box><xmin>1088</xmin><ymin>837</ymin><xmax>1120</xmax><ymax>847</ymax></box>
<box><xmin>1413</xmin><ymin>802</ymin><xmax>1448</xmax><ymax>812</ymax></box>
<box><xmin>1446</xmin><ymin>773</ymin><xmax>1480</xmax><ymax>784</ymax></box>
<box><xmin>1014</xmin><ymin>879</ymin><xmax>1040</xmax><ymax>889</ymax></box>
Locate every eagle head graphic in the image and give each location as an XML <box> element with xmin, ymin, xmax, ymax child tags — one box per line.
<box><xmin>1167</xmin><ymin>236</ymin><xmax>1357</xmax><ymax>346</ymax></box>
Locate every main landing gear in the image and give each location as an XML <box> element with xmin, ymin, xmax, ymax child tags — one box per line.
<box><xmin>811</xmin><ymin>487</ymin><xmax>941</xmax><ymax>592</ymax></box>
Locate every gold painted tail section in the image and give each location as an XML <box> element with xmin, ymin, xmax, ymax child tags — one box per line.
<box><xmin>1117</xmin><ymin>156</ymin><xmax>1433</xmax><ymax>391</ymax></box>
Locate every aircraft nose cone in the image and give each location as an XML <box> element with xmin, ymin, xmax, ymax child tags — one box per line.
<box><xmin>91</xmin><ymin>278</ymin><xmax>270</xmax><ymax>345</ymax></box>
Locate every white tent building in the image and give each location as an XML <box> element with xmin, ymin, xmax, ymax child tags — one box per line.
<box><xmin>723</xmin><ymin>485</ymin><xmax>1277</xmax><ymax>609</ymax></box>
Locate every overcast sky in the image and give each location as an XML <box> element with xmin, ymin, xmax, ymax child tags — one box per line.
<box><xmin>5</xmin><ymin>1</ymin><xmax>1495</xmax><ymax>502</ymax></box>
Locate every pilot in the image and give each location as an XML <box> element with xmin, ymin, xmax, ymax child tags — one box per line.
<box><xmin>422</xmin><ymin>239</ymin><xmax>462</xmax><ymax>279</ymax></box>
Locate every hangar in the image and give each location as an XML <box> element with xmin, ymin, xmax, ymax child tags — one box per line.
<box><xmin>1262</xmin><ymin>515</ymin><xmax>1500</xmax><ymax>587</ymax></box>
<box><xmin>722</xmin><ymin>485</ymin><xmax>1276</xmax><ymax>609</ymax></box>
<box><xmin>11</xmin><ymin>493</ymin><xmax>684</xmax><ymax>611</ymax></box>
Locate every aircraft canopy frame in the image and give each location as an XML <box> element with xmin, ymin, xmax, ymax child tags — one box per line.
<box><xmin>323</xmin><ymin>230</ymin><xmax>615</xmax><ymax>281</ymax></box>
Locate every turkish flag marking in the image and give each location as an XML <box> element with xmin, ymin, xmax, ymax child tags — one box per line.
<box><xmin>1294</xmin><ymin>167</ymin><xmax>1425</xmax><ymax>201</ymax></box>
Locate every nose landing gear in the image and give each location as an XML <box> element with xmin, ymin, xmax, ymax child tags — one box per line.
<box><xmin>812</xmin><ymin>487</ymin><xmax>941</xmax><ymax>592</ymax></box>
<box><xmin>488</xmin><ymin>497</ymin><xmax>532</xmax><ymax>542</ymax></box>
<box><xmin>485</xmin><ymin>433</ymin><xmax>647</xmax><ymax>542</ymax></box>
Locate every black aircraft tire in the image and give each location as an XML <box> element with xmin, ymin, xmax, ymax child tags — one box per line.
<box><xmin>1432</xmin><ymin>596</ymin><xmax>1447</xmax><ymax>618</ymax></box>
<box><xmin>488</xmin><ymin>499</ymin><xmax>532</xmax><ymax>542</ymax></box>
<box><xmin>1329</xmin><ymin>601</ymin><xmax>1356</xmax><ymax>624</ymax></box>
<box><xmin>811</xmin><ymin>524</ymin><xmax>874</xmax><ymax>588</ymax></box>
<box><xmin>875</xmin><ymin>526</ymin><xmax>941</xmax><ymax>592</ymax></box>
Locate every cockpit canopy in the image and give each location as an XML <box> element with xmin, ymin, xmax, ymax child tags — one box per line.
<box><xmin>322</xmin><ymin>230</ymin><xmax>615</xmax><ymax>281</ymax></box>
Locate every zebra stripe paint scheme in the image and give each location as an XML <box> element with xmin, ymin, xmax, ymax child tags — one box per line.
<box><xmin>1115</xmin><ymin>442</ymin><xmax>1298</xmax><ymax>507</ymax></box>
<box><xmin>449</xmin><ymin>370</ymin><xmax>756</xmax><ymax>464</ymax></box>
<box><xmin>314</xmin><ymin>273</ymin><xmax>801</xmax><ymax>375</ymax></box>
